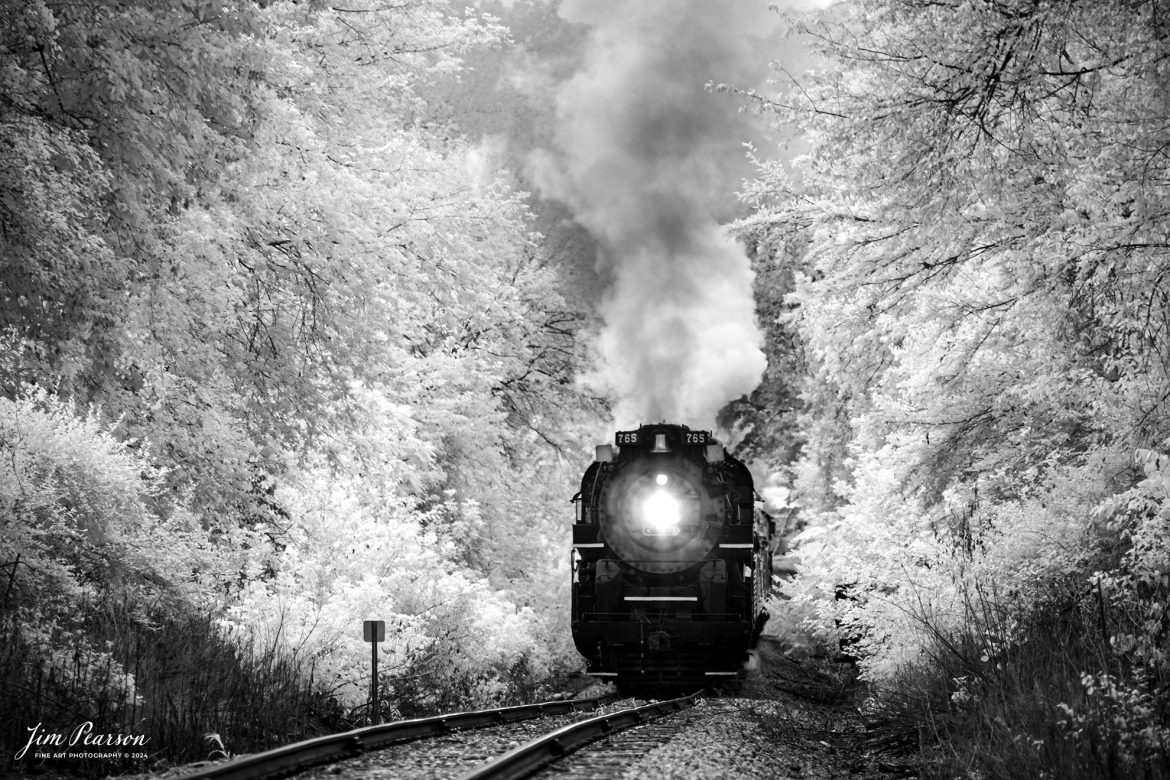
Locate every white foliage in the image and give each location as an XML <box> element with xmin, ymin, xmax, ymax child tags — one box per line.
<box><xmin>742</xmin><ymin>0</ymin><xmax>1170</xmax><ymax>688</ymax></box>
<box><xmin>0</xmin><ymin>386</ymin><xmax>200</xmax><ymax>707</ymax></box>
<box><xmin>222</xmin><ymin>464</ymin><xmax>552</xmax><ymax>708</ymax></box>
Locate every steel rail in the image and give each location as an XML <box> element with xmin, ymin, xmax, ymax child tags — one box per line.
<box><xmin>175</xmin><ymin>696</ymin><xmax>617</xmax><ymax>780</ymax></box>
<box><xmin>456</xmin><ymin>691</ymin><xmax>701</xmax><ymax>780</ymax></box>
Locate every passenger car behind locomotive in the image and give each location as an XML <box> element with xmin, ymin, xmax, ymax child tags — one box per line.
<box><xmin>570</xmin><ymin>422</ymin><xmax>773</xmax><ymax>687</ymax></box>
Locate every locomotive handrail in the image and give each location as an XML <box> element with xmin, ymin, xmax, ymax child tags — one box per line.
<box><xmin>456</xmin><ymin>692</ymin><xmax>701</xmax><ymax>780</ymax></box>
<box><xmin>173</xmin><ymin>695</ymin><xmax>617</xmax><ymax>780</ymax></box>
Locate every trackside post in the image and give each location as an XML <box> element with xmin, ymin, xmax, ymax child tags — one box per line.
<box><xmin>363</xmin><ymin>620</ymin><xmax>385</xmax><ymax>723</ymax></box>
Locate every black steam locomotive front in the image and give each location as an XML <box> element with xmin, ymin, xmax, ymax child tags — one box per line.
<box><xmin>570</xmin><ymin>423</ymin><xmax>772</xmax><ymax>687</ymax></box>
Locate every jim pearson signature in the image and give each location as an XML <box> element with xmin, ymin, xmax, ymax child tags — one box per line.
<box><xmin>15</xmin><ymin>722</ymin><xmax>149</xmax><ymax>760</ymax></box>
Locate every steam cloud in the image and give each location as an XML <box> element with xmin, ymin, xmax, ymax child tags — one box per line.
<box><xmin>531</xmin><ymin>0</ymin><xmax>769</xmax><ymax>432</ymax></box>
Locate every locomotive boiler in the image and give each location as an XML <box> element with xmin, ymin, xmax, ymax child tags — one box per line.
<box><xmin>570</xmin><ymin>422</ymin><xmax>773</xmax><ymax>688</ymax></box>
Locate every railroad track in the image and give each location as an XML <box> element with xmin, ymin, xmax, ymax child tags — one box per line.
<box><xmin>175</xmin><ymin>692</ymin><xmax>700</xmax><ymax>780</ymax></box>
<box><xmin>458</xmin><ymin>693</ymin><xmax>700</xmax><ymax>780</ymax></box>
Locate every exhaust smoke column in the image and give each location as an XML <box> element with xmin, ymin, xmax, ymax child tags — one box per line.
<box><xmin>531</xmin><ymin>0</ymin><xmax>769</xmax><ymax>432</ymax></box>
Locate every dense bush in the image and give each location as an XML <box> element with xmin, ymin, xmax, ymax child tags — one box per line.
<box><xmin>0</xmin><ymin>0</ymin><xmax>594</xmax><ymax>774</ymax></box>
<box><xmin>738</xmin><ymin>0</ymin><xmax>1170</xmax><ymax>775</ymax></box>
<box><xmin>0</xmin><ymin>389</ymin><xmax>300</xmax><ymax>771</ymax></box>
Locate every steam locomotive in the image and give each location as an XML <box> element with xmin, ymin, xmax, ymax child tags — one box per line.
<box><xmin>570</xmin><ymin>423</ymin><xmax>773</xmax><ymax>688</ymax></box>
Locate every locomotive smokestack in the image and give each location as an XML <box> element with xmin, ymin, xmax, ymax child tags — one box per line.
<box><xmin>530</xmin><ymin>0</ymin><xmax>770</xmax><ymax>431</ymax></box>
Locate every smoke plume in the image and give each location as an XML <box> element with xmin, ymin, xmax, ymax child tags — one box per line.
<box><xmin>530</xmin><ymin>0</ymin><xmax>770</xmax><ymax>432</ymax></box>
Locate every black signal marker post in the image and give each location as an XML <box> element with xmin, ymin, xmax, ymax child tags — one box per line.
<box><xmin>363</xmin><ymin>620</ymin><xmax>385</xmax><ymax>723</ymax></box>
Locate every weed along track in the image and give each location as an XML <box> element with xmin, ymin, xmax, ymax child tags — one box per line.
<box><xmin>162</xmin><ymin>642</ymin><xmax>900</xmax><ymax>780</ymax></box>
<box><xmin>106</xmin><ymin>642</ymin><xmax>904</xmax><ymax>780</ymax></box>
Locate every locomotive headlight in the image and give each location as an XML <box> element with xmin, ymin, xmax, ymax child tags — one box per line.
<box><xmin>641</xmin><ymin>489</ymin><xmax>681</xmax><ymax>536</ymax></box>
<box><xmin>599</xmin><ymin>450</ymin><xmax>720</xmax><ymax>572</ymax></box>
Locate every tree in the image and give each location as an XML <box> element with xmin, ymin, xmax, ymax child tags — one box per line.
<box><xmin>743</xmin><ymin>0</ymin><xmax>1170</xmax><ymax>676</ymax></box>
<box><xmin>1</xmin><ymin>0</ymin><xmax>598</xmax><ymax>758</ymax></box>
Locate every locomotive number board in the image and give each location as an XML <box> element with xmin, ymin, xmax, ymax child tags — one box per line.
<box><xmin>613</xmin><ymin>429</ymin><xmax>711</xmax><ymax>446</ymax></box>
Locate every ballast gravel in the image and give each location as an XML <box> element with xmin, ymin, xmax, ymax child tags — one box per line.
<box><xmin>605</xmin><ymin>698</ymin><xmax>859</xmax><ymax>780</ymax></box>
<box><xmin>536</xmin><ymin>696</ymin><xmax>898</xmax><ymax>780</ymax></box>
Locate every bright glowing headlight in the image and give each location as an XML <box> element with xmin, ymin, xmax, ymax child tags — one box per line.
<box><xmin>641</xmin><ymin>489</ymin><xmax>680</xmax><ymax>536</ymax></box>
